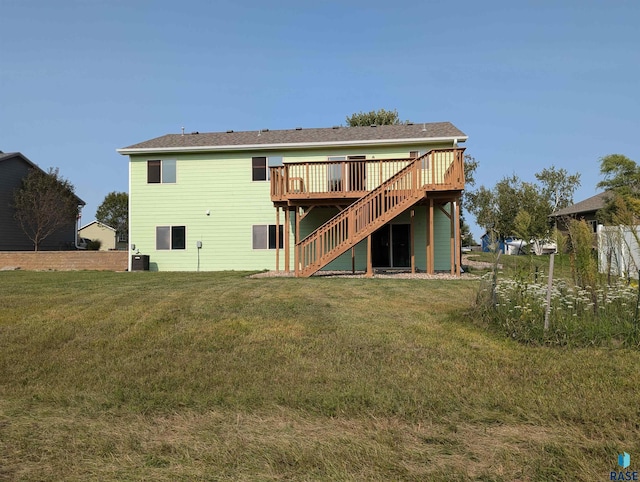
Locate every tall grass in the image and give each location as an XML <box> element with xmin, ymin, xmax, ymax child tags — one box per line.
<box><xmin>472</xmin><ymin>220</ymin><xmax>640</xmax><ymax>347</ymax></box>
<box><xmin>477</xmin><ymin>270</ymin><xmax>639</xmax><ymax>346</ymax></box>
<box><xmin>1</xmin><ymin>271</ymin><xmax>639</xmax><ymax>480</ymax></box>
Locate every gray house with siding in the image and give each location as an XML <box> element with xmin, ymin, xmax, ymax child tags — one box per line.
<box><xmin>550</xmin><ymin>191</ymin><xmax>608</xmax><ymax>234</ymax></box>
<box><xmin>0</xmin><ymin>151</ymin><xmax>85</xmax><ymax>251</ymax></box>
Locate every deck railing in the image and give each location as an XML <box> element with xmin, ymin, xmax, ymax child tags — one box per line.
<box><xmin>294</xmin><ymin>148</ymin><xmax>465</xmax><ymax>276</ymax></box>
<box><xmin>270</xmin><ymin>149</ymin><xmax>464</xmax><ymax>202</ymax></box>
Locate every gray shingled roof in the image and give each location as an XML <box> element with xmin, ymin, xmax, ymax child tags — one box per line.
<box><xmin>119</xmin><ymin>122</ymin><xmax>467</xmax><ymax>152</ymax></box>
<box><xmin>0</xmin><ymin>151</ymin><xmax>40</xmax><ymax>169</ymax></box>
<box><xmin>0</xmin><ymin>152</ymin><xmax>29</xmax><ymax>163</ymax></box>
<box><xmin>550</xmin><ymin>192</ymin><xmax>609</xmax><ymax>217</ymax></box>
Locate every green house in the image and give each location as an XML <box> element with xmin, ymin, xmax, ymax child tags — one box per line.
<box><xmin>118</xmin><ymin>122</ymin><xmax>468</xmax><ymax>275</ymax></box>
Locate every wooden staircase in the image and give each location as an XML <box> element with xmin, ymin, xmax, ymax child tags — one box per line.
<box><xmin>295</xmin><ymin>148</ymin><xmax>465</xmax><ymax>277</ymax></box>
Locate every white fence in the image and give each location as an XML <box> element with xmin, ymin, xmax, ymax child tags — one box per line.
<box><xmin>598</xmin><ymin>225</ymin><xmax>640</xmax><ymax>279</ymax></box>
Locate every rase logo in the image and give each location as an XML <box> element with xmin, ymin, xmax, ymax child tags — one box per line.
<box><xmin>611</xmin><ymin>452</ymin><xmax>638</xmax><ymax>481</ymax></box>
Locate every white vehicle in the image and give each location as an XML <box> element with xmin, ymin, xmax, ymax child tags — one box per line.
<box><xmin>77</xmin><ymin>237</ymin><xmax>90</xmax><ymax>249</ymax></box>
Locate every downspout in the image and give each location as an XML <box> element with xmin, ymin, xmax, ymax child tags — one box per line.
<box><xmin>74</xmin><ymin>207</ymin><xmax>83</xmax><ymax>249</ymax></box>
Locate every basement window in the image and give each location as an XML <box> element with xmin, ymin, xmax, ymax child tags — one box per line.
<box><xmin>156</xmin><ymin>226</ymin><xmax>186</xmax><ymax>250</ymax></box>
<box><xmin>252</xmin><ymin>225</ymin><xmax>284</xmax><ymax>249</ymax></box>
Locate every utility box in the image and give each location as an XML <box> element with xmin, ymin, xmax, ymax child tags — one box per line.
<box><xmin>131</xmin><ymin>255</ymin><xmax>150</xmax><ymax>271</ymax></box>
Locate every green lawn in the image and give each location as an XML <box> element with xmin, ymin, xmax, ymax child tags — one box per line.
<box><xmin>1</xmin><ymin>271</ymin><xmax>638</xmax><ymax>480</ymax></box>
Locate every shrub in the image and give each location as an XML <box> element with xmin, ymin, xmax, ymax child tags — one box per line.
<box><xmin>87</xmin><ymin>240</ymin><xmax>102</xmax><ymax>251</ymax></box>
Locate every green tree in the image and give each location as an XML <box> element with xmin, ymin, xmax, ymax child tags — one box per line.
<box><xmin>596</xmin><ymin>154</ymin><xmax>640</xmax><ymax>223</ymax></box>
<box><xmin>467</xmin><ymin>167</ymin><xmax>579</xmax><ymax>254</ymax></box>
<box><xmin>535</xmin><ymin>166</ymin><xmax>581</xmax><ymax>212</ymax></box>
<box><xmin>96</xmin><ymin>192</ymin><xmax>128</xmax><ymax>240</ymax></box>
<box><xmin>466</xmin><ymin>184</ymin><xmax>498</xmax><ymax>236</ymax></box>
<box><xmin>463</xmin><ymin>154</ymin><xmax>479</xmax><ymax>187</ymax></box>
<box><xmin>346</xmin><ymin>108</ymin><xmax>406</xmax><ymax>126</ymax></box>
<box><xmin>596</xmin><ymin>154</ymin><xmax>640</xmax><ymax>278</ymax></box>
<box><xmin>466</xmin><ymin>166</ymin><xmax>580</xmax><ymax>253</ymax></box>
<box><xmin>467</xmin><ymin>175</ymin><xmax>525</xmax><ymax>241</ymax></box>
<box><xmin>13</xmin><ymin>167</ymin><xmax>80</xmax><ymax>251</ymax></box>
<box><xmin>460</xmin><ymin>219</ymin><xmax>477</xmax><ymax>246</ymax></box>
<box><xmin>460</xmin><ymin>154</ymin><xmax>479</xmax><ymax>246</ymax></box>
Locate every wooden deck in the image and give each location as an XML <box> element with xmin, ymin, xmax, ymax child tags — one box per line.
<box><xmin>269</xmin><ymin>148</ymin><xmax>466</xmax><ymax>277</ymax></box>
<box><xmin>270</xmin><ymin>148</ymin><xmax>465</xmax><ymax>205</ymax></box>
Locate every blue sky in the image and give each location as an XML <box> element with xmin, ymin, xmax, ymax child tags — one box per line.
<box><xmin>2</xmin><ymin>0</ymin><xmax>638</xmax><ymax>240</ymax></box>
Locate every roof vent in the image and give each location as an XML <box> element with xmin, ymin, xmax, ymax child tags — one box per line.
<box><xmin>295</xmin><ymin>127</ymin><xmax>302</xmax><ymax>130</ymax></box>
<box><xmin>226</xmin><ymin>130</ymin><xmax>234</xmax><ymax>133</ymax></box>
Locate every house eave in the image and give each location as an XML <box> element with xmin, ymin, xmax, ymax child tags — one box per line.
<box><xmin>117</xmin><ymin>136</ymin><xmax>468</xmax><ymax>156</ymax></box>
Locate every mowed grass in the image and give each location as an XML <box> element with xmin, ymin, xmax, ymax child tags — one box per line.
<box><xmin>1</xmin><ymin>271</ymin><xmax>639</xmax><ymax>480</ymax></box>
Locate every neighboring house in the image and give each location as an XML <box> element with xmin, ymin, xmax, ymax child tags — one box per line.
<box><xmin>78</xmin><ymin>221</ymin><xmax>119</xmax><ymax>250</ymax></box>
<box><xmin>0</xmin><ymin>151</ymin><xmax>85</xmax><ymax>251</ymax></box>
<box><xmin>549</xmin><ymin>191</ymin><xmax>608</xmax><ymax>235</ymax></box>
<box><xmin>118</xmin><ymin>122</ymin><xmax>468</xmax><ymax>275</ymax></box>
<box><xmin>552</xmin><ymin>192</ymin><xmax>640</xmax><ymax>271</ymax></box>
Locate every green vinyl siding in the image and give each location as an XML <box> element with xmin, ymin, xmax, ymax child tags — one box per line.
<box><xmin>297</xmin><ymin>205</ymin><xmax>452</xmax><ymax>272</ymax></box>
<box><xmin>280</xmin><ymin>143</ymin><xmax>453</xmax><ymax>163</ymax></box>
<box><xmin>434</xmin><ymin>204</ymin><xmax>452</xmax><ymax>271</ymax></box>
<box><xmin>128</xmin><ymin>142</ymin><xmax>458</xmax><ymax>272</ymax></box>
<box><xmin>129</xmin><ymin>152</ymin><xmax>294</xmax><ymax>271</ymax></box>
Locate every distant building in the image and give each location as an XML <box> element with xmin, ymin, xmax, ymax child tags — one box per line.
<box><xmin>549</xmin><ymin>191</ymin><xmax>608</xmax><ymax>234</ymax></box>
<box><xmin>0</xmin><ymin>151</ymin><xmax>85</xmax><ymax>250</ymax></box>
<box><xmin>78</xmin><ymin>221</ymin><xmax>126</xmax><ymax>250</ymax></box>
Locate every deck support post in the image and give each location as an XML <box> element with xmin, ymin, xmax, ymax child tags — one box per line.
<box><xmin>294</xmin><ymin>208</ymin><xmax>300</xmax><ymax>276</ymax></box>
<box><xmin>455</xmin><ymin>198</ymin><xmax>461</xmax><ymax>276</ymax></box>
<box><xmin>285</xmin><ymin>208</ymin><xmax>291</xmax><ymax>274</ymax></box>
<box><xmin>449</xmin><ymin>201</ymin><xmax>457</xmax><ymax>274</ymax></box>
<box><xmin>425</xmin><ymin>204</ymin><xmax>429</xmax><ymax>274</ymax></box>
<box><xmin>351</xmin><ymin>247</ymin><xmax>355</xmax><ymax>274</ymax></box>
<box><xmin>366</xmin><ymin>234</ymin><xmax>373</xmax><ymax>277</ymax></box>
<box><xmin>410</xmin><ymin>208</ymin><xmax>415</xmax><ymax>273</ymax></box>
<box><xmin>275</xmin><ymin>207</ymin><xmax>280</xmax><ymax>272</ymax></box>
<box><xmin>427</xmin><ymin>199</ymin><xmax>435</xmax><ymax>274</ymax></box>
